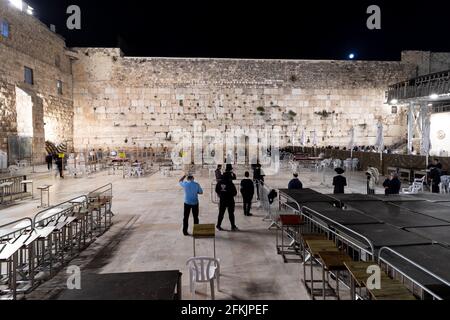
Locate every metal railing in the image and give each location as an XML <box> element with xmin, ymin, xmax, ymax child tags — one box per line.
<box><xmin>88</xmin><ymin>183</ymin><xmax>113</xmax><ymax>201</ymax></box>
<box><xmin>277</xmin><ymin>194</ymin><xmax>375</xmax><ymax>260</ymax></box>
<box><xmin>0</xmin><ymin>176</ymin><xmax>28</xmax><ymax>198</ymax></box>
<box><xmin>302</xmin><ymin>206</ymin><xmax>375</xmax><ymax>260</ymax></box>
<box><xmin>32</xmin><ymin>195</ymin><xmax>89</xmax><ymax>228</ymax></box>
<box><xmin>388</xmin><ymin>69</ymin><xmax>450</xmax><ymax>102</ymax></box>
<box><xmin>0</xmin><ymin>218</ymin><xmax>33</xmax><ymax>242</ymax></box>
<box><xmin>378</xmin><ymin>246</ymin><xmax>450</xmax><ymax>300</ymax></box>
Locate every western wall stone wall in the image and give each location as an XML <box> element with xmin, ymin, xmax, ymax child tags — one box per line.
<box><xmin>72</xmin><ymin>48</ymin><xmax>417</xmax><ymax>153</ymax></box>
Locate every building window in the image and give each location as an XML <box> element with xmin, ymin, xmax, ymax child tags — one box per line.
<box><xmin>24</xmin><ymin>66</ymin><xmax>34</xmax><ymax>85</ymax></box>
<box><xmin>57</xmin><ymin>80</ymin><xmax>63</xmax><ymax>94</ymax></box>
<box><xmin>1</xmin><ymin>20</ymin><xmax>9</xmax><ymax>38</ymax></box>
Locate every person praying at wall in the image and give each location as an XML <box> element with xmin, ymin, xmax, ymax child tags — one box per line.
<box><xmin>216</xmin><ymin>172</ymin><xmax>238</xmax><ymax>231</ymax></box>
<box><xmin>215</xmin><ymin>164</ymin><xmax>223</xmax><ymax>182</ymax></box>
<box><xmin>253</xmin><ymin>163</ymin><xmax>265</xmax><ymax>200</ymax></box>
<box><xmin>288</xmin><ymin>173</ymin><xmax>303</xmax><ymax>190</ymax></box>
<box><xmin>332</xmin><ymin>168</ymin><xmax>347</xmax><ymax>194</ymax></box>
<box><xmin>179</xmin><ymin>174</ymin><xmax>203</xmax><ymax>236</ymax></box>
<box><xmin>240</xmin><ymin>171</ymin><xmax>255</xmax><ymax>216</ymax></box>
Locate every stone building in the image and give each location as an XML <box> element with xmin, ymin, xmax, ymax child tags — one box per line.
<box><xmin>0</xmin><ymin>0</ymin><xmax>73</xmax><ymax>165</ymax></box>
<box><xmin>1</xmin><ymin>0</ymin><xmax>450</xmax><ymax>165</ymax></box>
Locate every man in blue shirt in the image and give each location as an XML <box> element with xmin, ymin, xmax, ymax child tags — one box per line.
<box><xmin>179</xmin><ymin>174</ymin><xmax>203</xmax><ymax>236</ymax></box>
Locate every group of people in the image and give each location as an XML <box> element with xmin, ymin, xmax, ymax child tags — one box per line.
<box><xmin>382</xmin><ymin>172</ymin><xmax>401</xmax><ymax>195</ymax></box>
<box><xmin>287</xmin><ymin>167</ymin><xmax>348</xmax><ymax>194</ymax></box>
<box><xmin>321</xmin><ymin>145</ymin><xmax>392</xmax><ymax>153</ymax></box>
<box><xmin>45</xmin><ymin>153</ymin><xmax>64</xmax><ymax>178</ymax></box>
<box><xmin>180</xmin><ymin>164</ymin><xmax>265</xmax><ymax>235</ymax></box>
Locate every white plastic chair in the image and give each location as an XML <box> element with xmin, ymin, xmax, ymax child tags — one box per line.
<box><xmin>439</xmin><ymin>176</ymin><xmax>450</xmax><ymax>194</ymax></box>
<box><xmin>186</xmin><ymin>257</ymin><xmax>220</xmax><ymax>300</ymax></box>
<box><xmin>343</xmin><ymin>159</ymin><xmax>352</xmax><ymax>171</ymax></box>
<box><xmin>319</xmin><ymin>159</ymin><xmax>332</xmax><ymax>169</ymax></box>
<box><xmin>402</xmin><ymin>176</ymin><xmax>425</xmax><ymax>194</ymax></box>
<box><xmin>351</xmin><ymin>158</ymin><xmax>359</xmax><ymax>170</ymax></box>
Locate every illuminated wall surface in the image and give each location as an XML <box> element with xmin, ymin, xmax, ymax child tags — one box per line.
<box><xmin>0</xmin><ymin>0</ymin><xmax>73</xmax><ymax>162</ymax></box>
<box><xmin>430</xmin><ymin>112</ymin><xmax>450</xmax><ymax>156</ymax></box>
<box><xmin>1</xmin><ymin>0</ymin><xmax>450</xmax><ymax>161</ymax></box>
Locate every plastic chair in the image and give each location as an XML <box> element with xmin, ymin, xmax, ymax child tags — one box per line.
<box><xmin>351</xmin><ymin>158</ymin><xmax>359</xmax><ymax>170</ymax></box>
<box><xmin>186</xmin><ymin>257</ymin><xmax>220</xmax><ymax>300</ymax></box>
<box><xmin>402</xmin><ymin>176</ymin><xmax>425</xmax><ymax>194</ymax></box>
<box><xmin>343</xmin><ymin>159</ymin><xmax>352</xmax><ymax>171</ymax></box>
<box><xmin>439</xmin><ymin>176</ymin><xmax>450</xmax><ymax>194</ymax></box>
<box><xmin>333</xmin><ymin>159</ymin><xmax>342</xmax><ymax>169</ymax></box>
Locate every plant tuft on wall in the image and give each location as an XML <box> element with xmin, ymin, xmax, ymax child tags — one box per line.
<box><xmin>314</xmin><ymin>110</ymin><xmax>335</xmax><ymax>118</ymax></box>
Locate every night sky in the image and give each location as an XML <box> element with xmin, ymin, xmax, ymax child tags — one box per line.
<box><xmin>25</xmin><ymin>0</ymin><xmax>450</xmax><ymax>60</ymax></box>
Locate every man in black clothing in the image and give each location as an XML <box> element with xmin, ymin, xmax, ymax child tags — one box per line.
<box><xmin>332</xmin><ymin>168</ymin><xmax>347</xmax><ymax>194</ymax></box>
<box><xmin>428</xmin><ymin>159</ymin><xmax>443</xmax><ymax>170</ymax></box>
<box><xmin>55</xmin><ymin>155</ymin><xmax>64</xmax><ymax>178</ymax></box>
<box><xmin>225</xmin><ymin>164</ymin><xmax>237</xmax><ymax>180</ymax></box>
<box><xmin>288</xmin><ymin>173</ymin><xmax>303</xmax><ymax>190</ymax></box>
<box><xmin>216</xmin><ymin>172</ymin><xmax>238</xmax><ymax>231</ymax></box>
<box><xmin>240</xmin><ymin>171</ymin><xmax>254</xmax><ymax>216</ymax></box>
<box><xmin>215</xmin><ymin>164</ymin><xmax>223</xmax><ymax>182</ymax></box>
<box><xmin>384</xmin><ymin>172</ymin><xmax>401</xmax><ymax>195</ymax></box>
<box><xmin>382</xmin><ymin>177</ymin><xmax>390</xmax><ymax>195</ymax></box>
<box><xmin>45</xmin><ymin>153</ymin><xmax>53</xmax><ymax>171</ymax></box>
<box><xmin>429</xmin><ymin>167</ymin><xmax>442</xmax><ymax>193</ymax></box>
<box><xmin>253</xmin><ymin>163</ymin><xmax>264</xmax><ymax>200</ymax></box>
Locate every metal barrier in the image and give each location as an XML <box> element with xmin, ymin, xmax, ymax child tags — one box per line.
<box><xmin>378</xmin><ymin>246</ymin><xmax>450</xmax><ymax>300</ymax></box>
<box><xmin>88</xmin><ymin>183</ymin><xmax>113</xmax><ymax>200</ymax></box>
<box><xmin>0</xmin><ymin>184</ymin><xmax>114</xmax><ymax>300</ymax></box>
<box><xmin>260</xmin><ymin>182</ymin><xmax>293</xmax><ymax>228</ymax></box>
<box><xmin>302</xmin><ymin>206</ymin><xmax>375</xmax><ymax>260</ymax></box>
<box><xmin>33</xmin><ymin>195</ymin><xmax>88</xmax><ymax>228</ymax></box>
<box><xmin>0</xmin><ymin>217</ymin><xmax>33</xmax><ymax>241</ymax></box>
<box><xmin>0</xmin><ymin>218</ymin><xmax>34</xmax><ymax>300</ymax></box>
<box><xmin>0</xmin><ymin>175</ymin><xmax>28</xmax><ymax>199</ymax></box>
<box><xmin>277</xmin><ymin>194</ymin><xmax>375</xmax><ymax>260</ymax></box>
<box><xmin>87</xmin><ymin>184</ymin><xmax>114</xmax><ymax>235</ymax></box>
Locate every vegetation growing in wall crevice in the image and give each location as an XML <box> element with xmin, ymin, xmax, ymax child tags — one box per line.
<box><xmin>314</xmin><ymin>110</ymin><xmax>335</xmax><ymax>118</ymax></box>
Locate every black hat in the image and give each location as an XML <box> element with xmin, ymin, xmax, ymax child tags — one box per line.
<box><xmin>335</xmin><ymin>168</ymin><xmax>345</xmax><ymax>174</ymax></box>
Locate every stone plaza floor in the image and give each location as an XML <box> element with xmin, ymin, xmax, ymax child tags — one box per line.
<box><xmin>1</xmin><ymin>165</ymin><xmax>389</xmax><ymax>300</ymax></box>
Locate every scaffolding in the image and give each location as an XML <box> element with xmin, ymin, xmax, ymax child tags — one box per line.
<box><xmin>388</xmin><ymin>69</ymin><xmax>450</xmax><ymax>157</ymax></box>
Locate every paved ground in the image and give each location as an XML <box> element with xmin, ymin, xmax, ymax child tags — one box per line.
<box><xmin>1</xmin><ymin>164</ymin><xmax>389</xmax><ymax>300</ymax></box>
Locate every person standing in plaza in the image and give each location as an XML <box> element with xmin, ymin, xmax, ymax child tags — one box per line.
<box><xmin>253</xmin><ymin>163</ymin><xmax>265</xmax><ymax>200</ymax></box>
<box><xmin>216</xmin><ymin>172</ymin><xmax>238</xmax><ymax>231</ymax></box>
<box><xmin>332</xmin><ymin>168</ymin><xmax>347</xmax><ymax>194</ymax></box>
<box><xmin>179</xmin><ymin>174</ymin><xmax>203</xmax><ymax>236</ymax></box>
<box><xmin>45</xmin><ymin>153</ymin><xmax>53</xmax><ymax>171</ymax></box>
<box><xmin>215</xmin><ymin>164</ymin><xmax>223</xmax><ymax>182</ymax></box>
<box><xmin>55</xmin><ymin>154</ymin><xmax>64</xmax><ymax>178</ymax></box>
<box><xmin>240</xmin><ymin>171</ymin><xmax>254</xmax><ymax>216</ymax></box>
<box><xmin>288</xmin><ymin>173</ymin><xmax>303</xmax><ymax>190</ymax></box>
